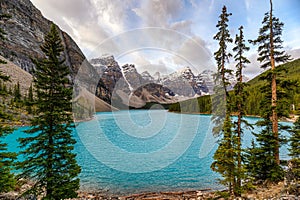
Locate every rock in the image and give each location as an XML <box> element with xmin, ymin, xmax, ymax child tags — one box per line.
<box><xmin>122</xmin><ymin>64</ymin><xmax>144</xmax><ymax>90</ymax></box>
<box><xmin>90</xmin><ymin>55</ymin><xmax>130</xmax><ymax>105</ymax></box>
<box><xmin>141</xmin><ymin>71</ymin><xmax>154</xmax><ymax>82</ymax></box>
<box><xmin>160</xmin><ymin>67</ymin><xmax>210</xmax><ymax>97</ymax></box>
<box><xmin>0</xmin><ymin>0</ymin><xmax>102</xmax><ymax>105</ymax></box>
<box><xmin>0</xmin><ymin>192</ymin><xmax>18</xmax><ymax>200</ymax></box>
<box><xmin>0</xmin><ymin>0</ymin><xmax>85</xmax><ymax>80</ymax></box>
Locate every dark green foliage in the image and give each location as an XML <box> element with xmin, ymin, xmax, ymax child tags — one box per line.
<box><xmin>211</xmin><ymin>5</ymin><xmax>233</xmax><ymax>137</ymax></box>
<box><xmin>245</xmin><ymin>119</ymin><xmax>284</xmax><ymax>182</ymax></box>
<box><xmin>249</xmin><ymin>12</ymin><xmax>291</xmax><ymax>70</ymax></box>
<box><xmin>244</xmin><ymin>59</ymin><xmax>299</xmax><ymax>116</ymax></box>
<box><xmin>17</xmin><ymin>24</ymin><xmax>81</xmax><ymax>199</ymax></box>
<box><xmin>289</xmin><ymin>116</ymin><xmax>300</xmax><ymax>184</ymax></box>
<box><xmin>13</xmin><ymin>82</ymin><xmax>21</xmax><ymax>103</ymax></box>
<box><xmin>289</xmin><ymin>117</ymin><xmax>300</xmax><ymax>159</ymax></box>
<box><xmin>135</xmin><ymin>102</ymin><xmax>171</xmax><ymax>110</ymax></box>
<box><xmin>0</xmin><ymin>80</ymin><xmax>8</xmax><ymax>96</ymax></box>
<box><xmin>0</xmin><ymin>90</ymin><xmax>16</xmax><ymax>193</ymax></box>
<box><xmin>245</xmin><ymin>75</ymin><xmax>290</xmax><ymax>182</ymax></box>
<box><xmin>232</xmin><ymin>26</ymin><xmax>251</xmax><ymax>196</ymax></box>
<box><xmin>0</xmin><ymin>11</ymin><xmax>16</xmax><ymax>193</ymax></box>
<box><xmin>250</xmin><ymin>0</ymin><xmax>291</xmax><ymax>164</ymax></box>
<box><xmin>247</xmin><ymin>68</ymin><xmax>295</xmax><ymax>182</ymax></box>
<box><xmin>213</xmin><ymin>5</ymin><xmax>233</xmax><ymax>88</ymax></box>
<box><xmin>0</xmin><ymin>123</ymin><xmax>16</xmax><ymax>193</ymax></box>
<box><xmin>25</xmin><ymin>84</ymin><xmax>34</xmax><ymax>114</ymax></box>
<box><xmin>168</xmin><ymin>95</ymin><xmax>211</xmax><ymax>113</ymax></box>
<box><xmin>211</xmin><ymin>114</ymin><xmax>235</xmax><ymax>193</ymax></box>
<box><xmin>210</xmin><ymin>5</ymin><xmax>235</xmax><ymax>196</ymax></box>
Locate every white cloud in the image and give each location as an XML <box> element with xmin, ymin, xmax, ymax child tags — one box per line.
<box><xmin>172</xmin><ymin>36</ymin><xmax>214</xmax><ymax>73</ymax></box>
<box><xmin>243</xmin><ymin>53</ymin><xmax>264</xmax><ymax>79</ymax></box>
<box><xmin>133</xmin><ymin>53</ymin><xmax>151</xmax><ymax>67</ymax></box>
<box><xmin>286</xmin><ymin>48</ymin><xmax>300</xmax><ymax>60</ymax></box>
<box><xmin>169</xmin><ymin>20</ymin><xmax>193</xmax><ymax>35</ymax></box>
<box><xmin>30</xmin><ymin>0</ymin><xmax>300</xmax><ymax>76</ymax></box>
<box><xmin>132</xmin><ymin>0</ymin><xmax>183</xmax><ymax>28</ymax></box>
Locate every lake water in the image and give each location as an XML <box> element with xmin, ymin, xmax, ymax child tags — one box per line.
<box><xmin>5</xmin><ymin>110</ymin><xmax>291</xmax><ymax>195</ymax></box>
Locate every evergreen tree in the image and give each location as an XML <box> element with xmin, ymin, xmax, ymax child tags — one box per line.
<box><xmin>244</xmin><ymin>75</ymin><xmax>290</xmax><ymax>182</ymax></box>
<box><xmin>17</xmin><ymin>24</ymin><xmax>81</xmax><ymax>199</ymax></box>
<box><xmin>0</xmin><ymin>11</ymin><xmax>16</xmax><ymax>193</ymax></box>
<box><xmin>232</xmin><ymin>26</ymin><xmax>251</xmax><ymax>196</ymax></box>
<box><xmin>245</xmin><ymin>118</ymin><xmax>284</xmax><ymax>182</ymax></box>
<box><xmin>26</xmin><ymin>83</ymin><xmax>34</xmax><ymax>114</ymax></box>
<box><xmin>210</xmin><ymin>5</ymin><xmax>235</xmax><ymax>197</ymax></box>
<box><xmin>13</xmin><ymin>81</ymin><xmax>21</xmax><ymax>103</ymax></box>
<box><xmin>249</xmin><ymin>0</ymin><xmax>291</xmax><ymax>164</ymax></box>
<box><xmin>289</xmin><ymin>115</ymin><xmax>300</xmax><ymax>185</ymax></box>
<box><xmin>0</xmin><ymin>113</ymin><xmax>16</xmax><ymax>193</ymax></box>
<box><xmin>211</xmin><ymin>5</ymin><xmax>233</xmax><ymax>136</ymax></box>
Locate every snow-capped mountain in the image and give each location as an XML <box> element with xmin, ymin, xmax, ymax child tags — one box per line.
<box><xmin>159</xmin><ymin>66</ymin><xmax>210</xmax><ymax>97</ymax></box>
<box><xmin>121</xmin><ymin>64</ymin><xmax>145</xmax><ymax>90</ymax></box>
<box><xmin>89</xmin><ymin>55</ymin><xmax>130</xmax><ymax>103</ymax></box>
<box><xmin>198</xmin><ymin>69</ymin><xmax>215</xmax><ymax>93</ymax></box>
<box><xmin>141</xmin><ymin>71</ymin><xmax>155</xmax><ymax>82</ymax></box>
<box><xmin>89</xmin><ymin>54</ymin><xmax>250</xmax><ymax>108</ymax></box>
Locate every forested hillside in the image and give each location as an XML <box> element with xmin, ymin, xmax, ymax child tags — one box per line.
<box><xmin>168</xmin><ymin>58</ymin><xmax>300</xmax><ymax>116</ymax></box>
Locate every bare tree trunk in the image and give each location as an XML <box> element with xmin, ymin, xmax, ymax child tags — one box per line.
<box><xmin>269</xmin><ymin>0</ymin><xmax>280</xmax><ymax>165</ymax></box>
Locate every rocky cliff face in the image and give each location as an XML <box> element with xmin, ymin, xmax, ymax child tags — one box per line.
<box><xmin>90</xmin><ymin>56</ymin><xmax>214</xmax><ymax>107</ymax></box>
<box><xmin>0</xmin><ymin>0</ymin><xmax>86</xmax><ymax>81</ymax></box>
<box><xmin>159</xmin><ymin>67</ymin><xmax>209</xmax><ymax>97</ymax></box>
<box><xmin>0</xmin><ymin>0</ymin><xmax>104</xmax><ymax>111</ymax></box>
<box><xmin>90</xmin><ymin>55</ymin><xmax>130</xmax><ymax>103</ymax></box>
<box><xmin>122</xmin><ymin>64</ymin><xmax>148</xmax><ymax>90</ymax></box>
<box><xmin>90</xmin><ymin>56</ymin><xmax>177</xmax><ymax>107</ymax></box>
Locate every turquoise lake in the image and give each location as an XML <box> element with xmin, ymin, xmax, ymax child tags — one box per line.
<box><xmin>5</xmin><ymin>110</ymin><xmax>291</xmax><ymax>195</ymax></box>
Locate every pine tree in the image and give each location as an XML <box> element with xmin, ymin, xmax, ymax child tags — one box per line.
<box><xmin>289</xmin><ymin>115</ymin><xmax>300</xmax><ymax>184</ymax></box>
<box><xmin>0</xmin><ymin>76</ymin><xmax>16</xmax><ymax>192</ymax></box>
<box><xmin>0</xmin><ymin>117</ymin><xmax>16</xmax><ymax>193</ymax></box>
<box><xmin>17</xmin><ymin>24</ymin><xmax>81</xmax><ymax>199</ymax></box>
<box><xmin>249</xmin><ymin>0</ymin><xmax>291</xmax><ymax>164</ymax></box>
<box><xmin>0</xmin><ymin>11</ymin><xmax>16</xmax><ymax>193</ymax></box>
<box><xmin>13</xmin><ymin>81</ymin><xmax>21</xmax><ymax>103</ymax></box>
<box><xmin>211</xmin><ymin>114</ymin><xmax>235</xmax><ymax>196</ymax></box>
<box><xmin>245</xmin><ymin>78</ymin><xmax>287</xmax><ymax>182</ymax></box>
<box><xmin>232</xmin><ymin>26</ymin><xmax>251</xmax><ymax>196</ymax></box>
<box><xmin>211</xmin><ymin>5</ymin><xmax>233</xmax><ymax>136</ymax></box>
<box><xmin>210</xmin><ymin>5</ymin><xmax>235</xmax><ymax>197</ymax></box>
<box><xmin>26</xmin><ymin>83</ymin><xmax>34</xmax><ymax>114</ymax></box>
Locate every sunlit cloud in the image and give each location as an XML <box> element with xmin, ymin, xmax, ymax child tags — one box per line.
<box><xmin>30</xmin><ymin>0</ymin><xmax>300</xmax><ymax>78</ymax></box>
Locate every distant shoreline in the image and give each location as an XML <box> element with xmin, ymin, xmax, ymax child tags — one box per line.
<box><xmin>169</xmin><ymin>110</ymin><xmax>298</xmax><ymax>123</ymax></box>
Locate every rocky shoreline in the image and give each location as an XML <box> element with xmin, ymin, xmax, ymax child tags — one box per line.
<box><xmin>75</xmin><ymin>189</ymin><xmax>215</xmax><ymax>200</ymax></box>
<box><xmin>1</xmin><ymin>182</ymin><xmax>299</xmax><ymax>200</ymax></box>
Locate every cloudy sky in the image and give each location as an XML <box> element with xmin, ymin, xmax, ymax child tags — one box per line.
<box><xmin>30</xmin><ymin>0</ymin><xmax>300</xmax><ymax>78</ymax></box>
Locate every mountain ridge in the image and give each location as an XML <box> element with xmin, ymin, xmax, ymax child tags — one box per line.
<box><xmin>0</xmin><ymin>0</ymin><xmax>86</xmax><ymax>80</ymax></box>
